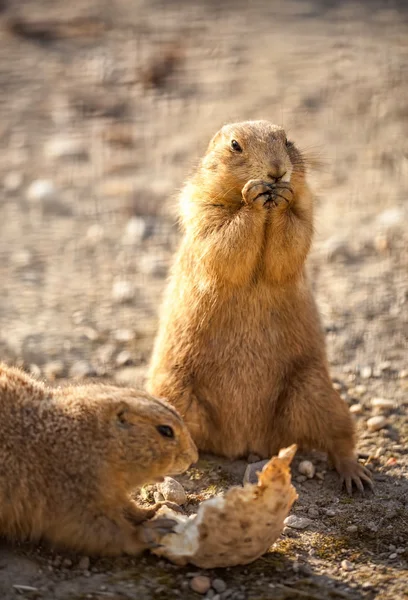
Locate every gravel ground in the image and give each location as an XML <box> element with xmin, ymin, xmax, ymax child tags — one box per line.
<box><xmin>0</xmin><ymin>0</ymin><xmax>407</xmax><ymax>599</ymax></box>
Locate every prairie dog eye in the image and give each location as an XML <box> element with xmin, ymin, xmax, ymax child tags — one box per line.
<box><xmin>285</xmin><ymin>138</ymin><xmax>294</xmax><ymax>148</ymax></box>
<box><xmin>230</xmin><ymin>139</ymin><xmax>242</xmax><ymax>152</ymax></box>
<box><xmin>157</xmin><ymin>425</ymin><xmax>174</xmax><ymax>438</ymax></box>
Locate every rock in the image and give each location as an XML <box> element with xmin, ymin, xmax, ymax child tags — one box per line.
<box><xmin>360</xmin><ymin>366</ymin><xmax>372</xmax><ymax>379</ymax></box>
<box><xmin>115</xmin><ymin>350</ymin><xmax>133</xmax><ymax>367</ymax></box>
<box><xmin>283</xmin><ymin>515</ymin><xmax>312</xmax><ymax>530</ymax></box>
<box><xmin>138</xmin><ymin>254</ymin><xmax>168</xmax><ymax>277</ymax></box>
<box><xmin>190</xmin><ymin>576</ymin><xmax>211</xmax><ymax>595</ymax></box>
<box><xmin>296</xmin><ymin>475</ymin><xmax>307</xmax><ymax>483</ymax></box>
<box><xmin>112</xmin><ymin>280</ymin><xmax>135</xmax><ymax>303</ymax></box>
<box><xmin>62</xmin><ymin>558</ymin><xmax>72</xmax><ymax>568</ymax></box>
<box><xmin>283</xmin><ymin>527</ymin><xmax>299</xmax><ymax>538</ymax></box>
<box><xmin>389</xmin><ymin>553</ymin><xmax>397</xmax><ymax>560</ymax></box>
<box><xmin>346</xmin><ymin>525</ymin><xmax>358</xmax><ymax>533</ymax></box>
<box><xmin>78</xmin><ymin>556</ymin><xmax>90</xmax><ymax>570</ymax></box>
<box><xmin>122</xmin><ymin>217</ymin><xmax>147</xmax><ymax>245</ymax></box>
<box><xmin>367</xmin><ymin>415</ymin><xmax>388</xmax><ymax>432</ymax></box>
<box><xmin>4</xmin><ymin>171</ymin><xmax>23</xmax><ymax>192</ymax></box>
<box><xmin>113</xmin><ymin>329</ymin><xmax>135</xmax><ymax>343</ymax></box>
<box><xmin>154</xmin><ymin>491</ymin><xmax>165</xmax><ymax>503</ymax></box>
<box><xmin>376</xmin><ymin>207</ymin><xmax>404</xmax><ymax>231</ymax></box>
<box><xmin>243</xmin><ymin>460</ymin><xmax>268</xmax><ymax>485</ymax></box>
<box><xmin>212</xmin><ymin>579</ymin><xmax>227</xmax><ymax>594</ymax></box>
<box><xmin>378</xmin><ymin>361</ymin><xmax>392</xmax><ymax>372</ymax></box>
<box><xmin>353</xmin><ymin>384</ymin><xmax>367</xmax><ymax>396</ymax></box>
<box><xmin>27</xmin><ymin>365</ymin><xmax>41</xmax><ymax>379</ymax></box>
<box><xmin>43</xmin><ymin>360</ymin><xmax>65</xmax><ymax>380</ymax></box>
<box><xmin>325</xmin><ymin>509</ymin><xmax>337</xmax><ymax>517</ymax></box>
<box><xmin>69</xmin><ymin>360</ymin><xmax>95</xmax><ymax>379</ymax></box>
<box><xmin>399</xmin><ymin>369</ymin><xmax>408</xmax><ymax>379</ymax></box>
<box><xmin>350</xmin><ymin>403</ymin><xmax>363</xmax><ymax>414</ymax></box>
<box><xmin>341</xmin><ymin>559</ymin><xmax>354</xmax><ymax>571</ymax></box>
<box><xmin>45</xmin><ymin>137</ymin><xmax>88</xmax><ymax>161</ymax></box>
<box><xmin>322</xmin><ymin>236</ymin><xmax>351</xmax><ymax>262</ymax></box>
<box><xmin>308</xmin><ymin>507</ymin><xmax>319</xmax><ymax>518</ymax></box>
<box><xmin>26</xmin><ymin>179</ymin><xmax>57</xmax><ymax>203</ymax></box>
<box><xmin>247</xmin><ymin>453</ymin><xmax>261</xmax><ymax>463</ymax></box>
<box><xmin>371</xmin><ymin>398</ymin><xmax>396</xmax><ymax>410</ymax></box>
<box><xmin>298</xmin><ymin>460</ymin><xmax>315</xmax><ymax>479</ymax></box>
<box><xmin>158</xmin><ymin>477</ymin><xmax>187</xmax><ymax>505</ymax></box>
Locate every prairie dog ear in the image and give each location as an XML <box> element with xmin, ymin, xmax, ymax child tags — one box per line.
<box><xmin>114</xmin><ymin>401</ymin><xmax>130</xmax><ymax>427</ymax></box>
<box><xmin>207</xmin><ymin>129</ymin><xmax>223</xmax><ymax>151</ymax></box>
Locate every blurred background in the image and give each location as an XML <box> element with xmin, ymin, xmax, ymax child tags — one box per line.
<box><xmin>0</xmin><ymin>0</ymin><xmax>407</xmax><ymax>390</ymax></box>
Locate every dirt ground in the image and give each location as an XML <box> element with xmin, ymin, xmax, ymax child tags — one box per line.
<box><xmin>0</xmin><ymin>0</ymin><xmax>407</xmax><ymax>598</ymax></box>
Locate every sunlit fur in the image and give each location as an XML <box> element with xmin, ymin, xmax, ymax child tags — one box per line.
<box><xmin>147</xmin><ymin>120</ymin><xmax>372</xmax><ymax>494</ymax></box>
<box><xmin>0</xmin><ymin>363</ymin><xmax>197</xmax><ymax>555</ymax></box>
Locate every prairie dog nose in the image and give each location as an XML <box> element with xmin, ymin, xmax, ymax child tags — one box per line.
<box><xmin>268</xmin><ymin>161</ymin><xmax>287</xmax><ymax>182</ymax></box>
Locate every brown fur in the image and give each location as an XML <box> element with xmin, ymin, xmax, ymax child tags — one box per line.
<box><xmin>0</xmin><ymin>363</ymin><xmax>198</xmax><ymax>555</ymax></box>
<box><xmin>147</xmin><ymin>120</ymin><xmax>372</xmax><ymax>494</ymax></box>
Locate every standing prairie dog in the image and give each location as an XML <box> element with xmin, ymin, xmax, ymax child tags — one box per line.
<box><xmin>147</xmin><ymin>120</ymin><xmax>372</xmax><ymax>495</ymax></box>
<box><xmin>0</xmin><ymin>363</ymin><xmax>198</xmax><ymax>556</ymax></box>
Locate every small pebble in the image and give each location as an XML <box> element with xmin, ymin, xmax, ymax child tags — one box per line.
<box><xmin>122</xmin><ymin>217</ymin><xmax>147</xmax><ymax>245</ymax></box>
<box><xmin>298</xmin><ymin>460</ymin><xmax>315</xmax><ymax>479</ymax></box>
<box><xmin>360</xmin><ymin>366</ymin><xmax>372</xmax><ymax>379</ymax></box>
<box><xmin>26</xmin><ymin>179</ymin><xmax>56</xmax><ymax>203</ymax></box>
<box><xmin>399</xmin><ymin>369</ymin><xmax>408</xmax><ymax>379</ymax></box>
<box><xmin>350</xmin><ymin>403</ymin><xmax>363</xmax><ymax>414</ymax></box>
<box><xmin>378</xmin><ymin>361</ymin><xmax>392</xmax><ymax>372</ymax></box>
<box><xmin>243</xmin><ymin>460</ymin><xmax>268</xmax><ymax>485</ymax></box>
<box><xmin>315</xmin><ymin>472</ymin><xmax>325</xmax><ymax>481</ymax></box>
<box><xmin>282</xmin><ymin>526</ymin><xmax>299</xmax><ymax>538</ymax></box>
<box><xmin>371</xmin><ymin>398</ymin><xmax>396</xmax><ymax>410</ymax></box>
<box><xmin>325</xmin><ymin>509</ymin><xmax>337</xmax><ymax>517</ymax></box>
<box><xmin>158</xmin><ymin>477</ymin><xmax>187</xmax><ymax>505</ymax></box>
<box><xmin>284</xmin><ymin>515</ymin><xmax>312</xmax><ymax>530</ymax></box>
<box><xmin>62</xmin><ymin>558</ymin><xmax>72</xmax><ymax>568</ymax></box>
<box><xmin>308</xmin><ymin>507</ymin><xmax>319</xmax><ymax>518</ymax></box>
<box><xmin>354</xmin><ymin>384</ymin><xmax>367</xmax><ymax>396</ymax></box>
<box><xmin>341</xmin><ymin>560</ymin><xmax>354</xmax><ymax>571</ymax></box>
<box><xmin>114</xmin><ymin>329</ymin><xmax>134</xmax><ymax>343</ymax></box>
<box><xmin>296</xmin><ymin>475</ymin><xmax>307</xmax><ymax>483</ymax></box>
<box><xmin>78</xmin><ymin>556</ymin><xmax>90</xmax><ymax>570</ymax></box>
<box><xmin>367</xmin><ymin>415</ymin><xmax>388</xmax><ymax>432</ymax></box>
<box><xmin>116</xmin><ymin>350</ymin><xmax>133</xmax><ymax>367</ymax></box>
<box><xmin>112</xmin><ymin>280</ymin><xmax>135</xmax><ymax>303</ymax></box>
<box><xmin>247</xmin><ymin>453</ymin><xmax>261</xmax><ymax>463</ymax></box>
<box><xmin>45</xmin><ymin>137</ymin><xmax>88</xmax><ymax>160</ymax></box>
<box><xmin>43</xmin><ymin>360</ymin><xmax>65</xmax><ymax>380</ymax></box>
<box><xmin>389</xmin><ymin>553</ymin><xmax>397</xmax><ymax>560</ymax></box>
<box><xmin>212</xmin><ymin>579</ymin><xmax>227</xmax><ymax>594</ymax></box>
<box><xmin>190</xmin><ymin>576</ymin><xmax>211</xmax><ymax>595</ymax></box>
<box><xmin>375</xmin><ymin>447</ymin><xmax>385</xmax><ymax>458</ymax></box>
<box><xmin>346</xmin><ymin>525</ymin><xmax>358</xmax><ymax>533</ymax></box>
<box><xmin>69</xmin><ymin>360</ymin><xmax>95</xmax><ymax>379</ymax></box>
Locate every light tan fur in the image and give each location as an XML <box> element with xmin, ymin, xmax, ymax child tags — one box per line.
<box><xmin>147</xmin><ymin>120</ymin><xmax>372</xmax><ymax>494</ymax></box>
<box><xmin>0</xmin><ymin>363</ymin><xmax>198</xmax><ymax>555</ymax></box>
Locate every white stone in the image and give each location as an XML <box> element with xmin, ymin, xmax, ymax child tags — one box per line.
<box><xmin>283</xmin><ymin>515</ymin><xmax>312</xmax><ymax>530</ymax></box>
<box><xmin>367</xmin><ymin>415</ymin><xmax>388</xmax><ymax>432</ymax></box>
<box><xmin>360</xmin><ymin>366</ymin><xmax>372</xmax><ymax>379</ymax></box>
<box><xmin>350</xmin><ymin>403</ymin><xmax>363</xmax><ymax>414</ymax></box>
<box><xmin>112</xmin><ymin>280</ymin><xmax>134</xmax><ymax>303</ymax></box>
<box><xmin>45</xmin><ymin>137</ymin><xmax>88</xmax><ymax>160</ymax></box>
<box><xmin>298</xmin><ymin>460</ymin><xmax>315</xmax><ymax>479</ymax></box>
<box><xmin>122</xmin><ymin>217</ymin><xmax>147</xmax><ymax>245</ymax></box>
<box><xmin>371</xmin><ymin>398</ymin><xmax>396</xmax><ymax>410</ymax></box>
<box><xmin>341</xmin><ymin>559</ymin><xmax>354</xmax><ymax>571</ymax></box>
<box><xmin>26</xmin><ymin>179</ymin><xmax>56</xmax><ymax>203</ymax></box>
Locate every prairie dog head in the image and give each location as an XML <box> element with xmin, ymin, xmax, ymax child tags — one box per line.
<box><xmin>69</xmin><ymin>385</ymin><xmax>198</xmax><ymax>489</ymax></box>
<box><xmin>195</xmin><ymin>120</ymin><xmax>306</xmax><ymax>204</ymax></box>
<box><xmin>110</xmin><ymin>390</ymin><xmax>198</xmax><ymax>486</ymax></box>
